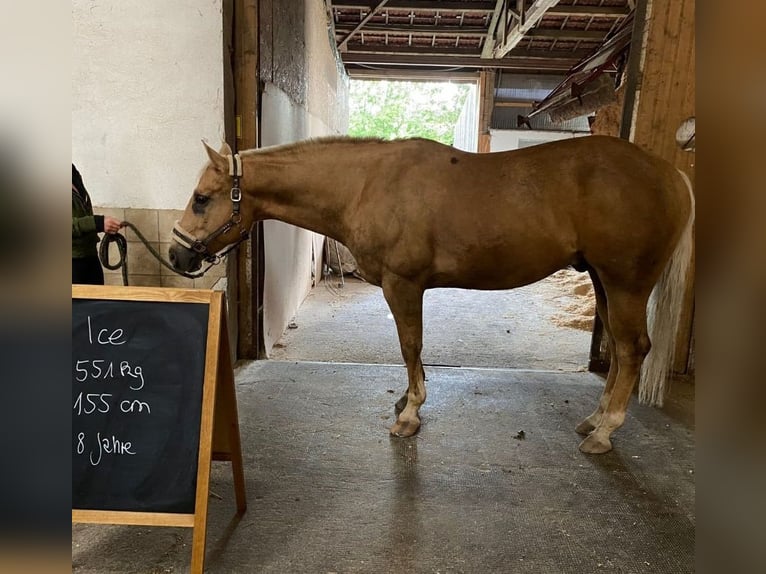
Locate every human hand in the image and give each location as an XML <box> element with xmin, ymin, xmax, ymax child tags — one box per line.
<box><xmin>103</xmin><ymin>216</ymin><xmax>122</xmax><ymax>234</ymax></box>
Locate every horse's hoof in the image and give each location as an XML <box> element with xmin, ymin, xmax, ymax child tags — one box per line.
<box><xmin>390</xmin><ymin>418</ymin><xmax>420</xmax><ymax>438</ymax></box>
<box><xmin>578</xmin><ymin>433</ymin><xmax>613</xmax><ymax>454</ymax></box>
<box><xmin>575</xmin><ymin>418</ymin><xmax>596</xmax><ymax>436</ymax></box>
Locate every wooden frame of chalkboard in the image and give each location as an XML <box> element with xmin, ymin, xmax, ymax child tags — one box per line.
<box><xmin>72</xmin><ymin>285</ymin><xmax>246</xmax><ymax>573</ymax></box>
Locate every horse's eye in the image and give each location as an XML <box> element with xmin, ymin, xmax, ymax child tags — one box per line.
<box><xmin>194</xmin><ymin>194</ymin><xmax>210</xmax><ymax>206</ymax></box>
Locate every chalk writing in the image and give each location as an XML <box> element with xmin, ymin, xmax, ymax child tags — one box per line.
<box><xmin>87</xmin><ymin>316</ymin><xmax>126</xmax><ymax>345</ymax></box>
<box><xmin>73</xmin><ymin>392</ymin><xmax>112</xmax><ymax>415</ymax></box>
<box><xmin>76</xmin><ymin>431</ymin><xmax>136</xmax><ymax>466</ymax></box>
<box><xmin>120</xmin><ymin>399</ymin><xmax>151</xmax><ymax>414</ymax></box>
<box><xmin>73</xmin><ymin>297</ymin><xmax>209</xmax><ymax>513</ymax></box>
<box><xmin>74</xmin><ymin>359</ymin><xmax>145</xmax><ymax>390</ymax></box>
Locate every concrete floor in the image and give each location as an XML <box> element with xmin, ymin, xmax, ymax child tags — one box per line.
<box><xmin>72</xmin><ymin>360</ymin><xmax>695</xmax><ymax>573</ymax></box>
<box><xmin>271</xmin><ymin>275</ymin><xmax>594</xmax><ymax>371</ymax></box>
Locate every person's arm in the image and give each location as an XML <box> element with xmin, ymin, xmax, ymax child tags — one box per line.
<box><xmin>72</xmin><ymin>214</ymin><xmax>104</xmax><ymax>237</ymax></box>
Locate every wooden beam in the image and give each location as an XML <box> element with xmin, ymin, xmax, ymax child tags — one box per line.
<box><xmin>477</xmin><ymin>70</ymin><xmax>496</xmax><ymax>152</ymax></box>
<box><xmin>626</xmin><ymin>0</ymin><xmax>696</xmax><ymax>373</ymax></box>
<box><xmin>343</xmin><ymin>52</ymin><xmax>580</xmax><ymax>71</ymax></box>
<box><xmin>493</xmin><ymin>0</ymin><xmax>561</xmax><ymax>59</ymax></box>
<box><xmin>337</xmin><ymin>0</ymin><xmax>389</xmax><ymax>51</ymax></box>
<box><xmin>547</xmin><ymin>5</ymin><xmax>630</xmax><ymax>17</ymax></box>
<box><xmin>592</xmin><ymin>0</ymin><xmax>696</xmax><ymax>376</ymax></box>
<box><xmin>222</xmin><ymin>0</ymin><xmax>238</xmax><ymax>357</ymax></box>
<box><xmin>335</xmin><ymin>23</ymin><xmax>489</xmax><ymax>36</ymax></box>
<box><xmin>331</xmin><ymin>1</ymin><xmax>495</xmax><ymax>11</ymax></box>
<box><xmin>233</xmin><ymin>0</ymin><xmax>264</xmax><ymax>360</ymax></box>
<box><xmin>495</xmin><ymin>100</ymin><xmax>535</xmax><ymax>108</ymax></box>
<box><xmin>344</xmin><ymin>45</ymin><xmax>486</xmax><ymax>56</ymax></box>
<box><xmin>526</xmin><ymin>28</ymin><xmax>606</xmax><ymax>41</ymax></box>
<box><xmin>481</xmin><ymin>0</ymin><xmax>505</xmax><ymax>58</ymax></box>
<box><xmin>619</xmin><ymin>0</ymin><xmax>648</xmax><ymax>139</ymax></box>
<box><xmin>344</xmin><ymin>45</ymin><xmax>590</xmax><ymax>59</ymax></box>
<box><xmin>348</xmin><ymin>68</ymin><xmax>480</xmax><ymax>81</ymax></box>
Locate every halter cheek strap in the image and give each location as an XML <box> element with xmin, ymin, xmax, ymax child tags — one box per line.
<box><xmin>172</xmin><ymin>153</ymin><xmax>250</xmax><ymax>266</ymax></box>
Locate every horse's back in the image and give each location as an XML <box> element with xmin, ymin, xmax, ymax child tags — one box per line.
<box><xmin>352</xmin><ymin>136</ymin><xmax>691</xmax><ymax>290</ymax></box>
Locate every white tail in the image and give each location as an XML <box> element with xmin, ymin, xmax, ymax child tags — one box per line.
<box><xmin>639</xmin><ymin>170</ymin><xmax>695</xmax><ymax>406</ymax></box>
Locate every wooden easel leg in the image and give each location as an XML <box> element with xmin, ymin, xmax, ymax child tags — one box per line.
<box><xmin>219</xmin><ymin>312</ymin><xmax>247</xmax><ymax>514</ymax></box>
<box><xmin>190</xmin><ymin>516</ymin><xmax>209</xmax><ymax>574</ymax></box>
<box><xmin>229</xmin><ymin>416</ymin><xmax>247</xmax><ymax>514</ymax></box>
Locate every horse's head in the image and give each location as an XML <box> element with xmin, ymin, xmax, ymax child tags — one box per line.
<box><xmin>169</xmin><ymin>141</ymin><xmax>252</xmax><ymax>273</ymax></box>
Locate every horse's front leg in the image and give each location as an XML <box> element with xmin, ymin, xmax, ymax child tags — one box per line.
<box><xmin>382</xmin><ymin>274</ymin><xmax>426</xmax><ymax>437</ymax></box>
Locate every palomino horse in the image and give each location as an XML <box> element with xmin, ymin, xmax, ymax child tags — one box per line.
<box><xmin>169</xmin><ymin>136</ymin><xmax>694</xmax><ymax>454</ymax></box>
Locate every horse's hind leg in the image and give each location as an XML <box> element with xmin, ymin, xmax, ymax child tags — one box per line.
<box><xmin>576</xmin><ymin>270</ymin><xmax>616</xmax><ymax>435</ymax></box>
<box><xmin>579</xmin><ymin>287</ymin><xmax>651</xmax><ymax>454</ymax></box>
<box><xmin>382</xmin><ymin>274</ymin><xmax>427</xmax><ymax>437</ymax></box>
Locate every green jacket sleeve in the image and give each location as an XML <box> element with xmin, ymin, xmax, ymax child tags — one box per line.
<box><xmin>72</xmin><ymin>215</ymin><xmax>104</xmax><ymax>237</ymax></box>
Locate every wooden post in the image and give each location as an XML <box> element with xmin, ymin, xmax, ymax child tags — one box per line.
<box><xmin>222</xmin><ymin>0</ymin><xmax>240</xmax><ymax>361</ymax></box>
<box><xmin>477</xmin><ymin>69</ymin><xmax>496</xmax><ymax>153</ymax></box>
<box><xmin>623</xmin><ymin>0</ymin><xmax>696</xmax><ymax>373</ymax></box>
<box><xmin>233</xmin><ymin>0</ymin><xmax>266</xmax><ymax>359</ymax></box>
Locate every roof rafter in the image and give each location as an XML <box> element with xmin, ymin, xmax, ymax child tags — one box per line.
<box><xmin>547</xmin><ymin>5</ymin><xmax>630</xmax><ymax>17</ymax></box>
<box><xmin>335</xmin><ymin>24</ymin><xmax>489</xmax><ymax>36</ymax></box>
<box><xmin>329</xmin><ymin>1</ymin><xmax>633</xmax><ymax>73</ymax></box>
<box><xmin>343</xmin><ymin>52</ymin><xmax>582</xmax><ymax>71</ymax></box>
<box><xmin>337</xmin><ymin>0</ymin><xmax>389</xmax><ymax>51</ymax></box>
<box><xmin>493</xmin><ymin>0</ymin><xmax>562</xmax><ymax>59</ymax></box>
<box><xmin>481</xmin><ymin>0</ymin><xmax>505</xmax><ymax>58</ymax></box>
<box><xmin>526</xmin><ymin>28</ymin><xmax>606</xmax><ymax>41</ymax></box>
<box><xmin>332</xmin><ymin>1</ymin><xmax>495</xmax><ymax>12</ymax></box>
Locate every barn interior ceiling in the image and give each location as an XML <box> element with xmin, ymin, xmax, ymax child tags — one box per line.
<box><xmin>328</xmin><ymin>0</ymin><xmax>634</xmax><ymax>79</ymax></box>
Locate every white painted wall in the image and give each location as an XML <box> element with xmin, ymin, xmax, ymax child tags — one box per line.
<box><xmin>261</xmin><ymin>1</ymin><xmax>349</xmax><ymax>354</ymax></box>
<box><xmin>72</xmin><ymin>0</ymin><xmax>348</xmax><ymax>356</ymax></box>
<box><xmin>489</xmin><ymin>128</ymin><xmax>588</xmax><ymax>152</ymax></box>
<box><xmin>260</xmin><ymin>84</ymin><xmax>313</xmax><ymax>351</ymax></box>
<box><xmin>453</xmin><ymin>84</ymin><xmax>479</xmax><ymax>152</ymax></box>
<box><xmin>72</xmin><ymin>0</ymin><xmax>225</xmax><ymax>210</ymax></box>
<box><xmin>305</xmin><ymin>0</ymin><xmax>349</xmax><ymax>135</ymax></box>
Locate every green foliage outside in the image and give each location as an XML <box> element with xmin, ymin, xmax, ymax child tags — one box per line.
<box><xmin>348</xmin><ymin>80</ymin><xmax>472</xmax><ymax>145</ymax></box>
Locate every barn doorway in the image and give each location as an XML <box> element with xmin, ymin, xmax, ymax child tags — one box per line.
<box><xmin>270</xmin><ymin>78</ymin><xmax>597</xmax><ymax>371</ymax></box>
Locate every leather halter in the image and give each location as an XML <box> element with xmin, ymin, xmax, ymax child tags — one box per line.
<box><xmin>172</xmin><ymin>153</ymin><xmax>250</xmax><ymax>265</ymax></box>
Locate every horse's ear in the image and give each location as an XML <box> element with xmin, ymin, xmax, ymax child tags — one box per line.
<box><xmin>219</xmin><ymin>142</ymin><xmax>233</xmax><ymax>156</ymax></box>
<box><xmin>202</xmin><ymin>140</ymin><xmax>228</xmax><ymax>172</ymax></box>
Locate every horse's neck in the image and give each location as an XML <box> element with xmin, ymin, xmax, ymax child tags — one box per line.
<box><xmin>242</xmin><ymin>144</ymin><xmax>363</xmax><ymax>241</ymax></box>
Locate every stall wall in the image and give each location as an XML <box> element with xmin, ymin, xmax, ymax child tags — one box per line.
<box><xmin>72</xmin><ymin>0</ymin><xmax>227</xmax><ymax>288</ymax></box>
<box><xmin>260</xmin><ymin>0</ymin><xmax>349</xmax><ymax>353</ymax></box>
<box><xmin>489</xmin><ymin>129</ymin><xmax>587</xmax><ymax>151</ymax></box>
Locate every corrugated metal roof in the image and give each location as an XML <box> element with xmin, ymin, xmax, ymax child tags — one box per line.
<box><xmin>491</xmin><ymin>106</ymin><xmax>591</xmax><ymax>132</ymax></box>
<box><xmin>495</xmin><ymin>86</ymin><xmax>552</xmax><ymax>102</ymax></box>
<box><xmin>497</xmin><ymin>73</ymin><xmax>565</xmax><ymax>91</ymax></box>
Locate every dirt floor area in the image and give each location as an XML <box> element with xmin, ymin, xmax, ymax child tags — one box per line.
<box><xmin>271</xmin><ymin>269</ymin><xmax>597</xmax><ymax>371</ymax></box>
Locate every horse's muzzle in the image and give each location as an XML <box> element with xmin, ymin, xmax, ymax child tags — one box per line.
<box><xmin>168</xmin><ymin>242</ymin><xmax>203</xmax><ymax>273</ymax></box>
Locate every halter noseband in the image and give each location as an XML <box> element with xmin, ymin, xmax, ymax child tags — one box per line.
<box><xmin>172</xmin><ymin>153</ymin><xmax>250</xmax><ymax>267</ymax></box>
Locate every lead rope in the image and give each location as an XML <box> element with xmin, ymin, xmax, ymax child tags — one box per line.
<box><xmin>99</xmin><ymin>221</ymin><xmax>218</xmax><ymax>286</ymax></box>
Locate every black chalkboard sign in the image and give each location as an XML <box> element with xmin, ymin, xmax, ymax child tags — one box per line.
<box><xmin>72</xmin><ymin>285</ymin><xmax>246</xmax><ymax>574</ymax></box>
<box><xmin>72</xmin><ymin>298</ymin><xmax>209</xmax><ymax>513</ymax></box>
